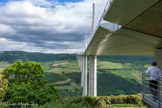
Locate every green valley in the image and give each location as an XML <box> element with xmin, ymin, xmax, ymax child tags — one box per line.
<box><xmin>0</xmin><ymin>51</ymin><xmax>155</xmax><ymax>97</ymax></box>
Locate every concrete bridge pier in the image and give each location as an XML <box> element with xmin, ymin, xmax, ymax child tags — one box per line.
<box><xmin>155</xmin><ymin>49</ymin><xmax>162</xmax><ymax>92</ymax></box>
<box><xmin>78</xmin><ymin>56</ymin><xmax>81</xmax><ymax>68</ymax></box>
<box><xmin>77</xmin><ymin>55</ymin><xmax>80</xmax><ymax>68</ymax></box>
<box><xmin>89</xmin><ymin>55</ymin><xmax>97</xmax><ymax>96</ymax></box>
<box><xmin>77</xmin><ymin>55</ymin><xmax>84</xmax><ymax>88</ymax></box>
<box><xmin>78</xmin><ymin>55</ymin><xmax>97</xmax><ymax>96</ymax></box>
<box><xmin>82</xmin><ymin>55</ymin><xmax>87</xmax><ymax>96</ymax></box>
<box><xmin>77</xmin><ymin>55</ymin><xmax>83</xmax><ymax>87</ymax></box>
<box><xmin>155</xmin><ymin>49</ymin><xmax>162</xmax><ymax>71</ymax></box>
<box><xmin>79</xmin><ymin>56</ymin><xmax>82</xmax><ymax>71</ymax></box>
<box><xmin>152</xmin><ymin>49</ymin><xmax>162</xmax><ymax>107</ymax></box>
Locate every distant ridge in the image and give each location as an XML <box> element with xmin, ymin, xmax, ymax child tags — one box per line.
<box><xmin>0</xmin><ymin>51</ymin><xmax>76</xmax><ymax>63</ymax></box>
<box><xmin>0</xmin><ymin>51</ymin><xmax>155</xmax><ymax>64</ymax></box>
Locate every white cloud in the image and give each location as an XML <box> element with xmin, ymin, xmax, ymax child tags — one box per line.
<box><xmin>0</xmin><ymin>24</ymin><xmax>15</xmax><ymax>35</ymax></box>
<box><xmin>0</xmin><ymin>37</ymin><xmax>82</xmax><ymax>53</ymax></box>
<box><xmin>0</xmin><ymin>0</ymin><xmax>108</xmax><ymax>53</ymax></box>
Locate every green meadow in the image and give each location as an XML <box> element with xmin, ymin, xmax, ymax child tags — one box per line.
<box><xmin>0</xmin><ymin>57</ymin><xmax>152</xmax><ymax>96</ymax></box>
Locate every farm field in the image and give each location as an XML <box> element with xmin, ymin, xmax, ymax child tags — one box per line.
<box><xmin>0</xmin><ymin>60</ymin><xmax>151</xmax><ymax>96</ymax></box>
<box><xmin>0</xmin><ymin>51</ymin><xmax>155</xmax><ymax>96</ymax></box>
<box><xmin>41</xmin><ymin>60</ymin><xmax>147</xmax><ymax>96</ymax></box>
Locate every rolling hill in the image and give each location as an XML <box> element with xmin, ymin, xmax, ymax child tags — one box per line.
<box><xmin>0</xmin><ymin>51</ymin><xmax>155</xmax><ymax>96</ymax></box>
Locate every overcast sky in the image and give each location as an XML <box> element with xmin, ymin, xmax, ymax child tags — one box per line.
<box><xmin>0</xmin><ymin>0</ymin><xmax>108</xmax><ymax>53</ymax></box>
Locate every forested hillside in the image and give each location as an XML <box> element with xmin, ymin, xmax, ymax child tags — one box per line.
<box><xmin>0</xmin><ymin>51</ymin><xmax>76</xmax><ymax>62</ymax></box>
<box><xmin>0</xmin><ymin>51</ymin><xmax>155</xmax><ymax>63</ymax></box>
<box><xmin>0</xmin><ymin>51</ymin><xmax>155</xmax><ymax>96</ymax></box>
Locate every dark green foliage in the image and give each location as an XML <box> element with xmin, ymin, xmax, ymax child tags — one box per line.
<box><xmin>0</xmin><ymin>51</ymin><xmax>155</xmax><ymax>97</ymax></box>
<box><xmin>58</xmin><ymin>94</ymin><xmax>145</xmax><ymax>108</ymax></box>
<box><xmin>97</xmin><ymin>72</ymin><xmax>141</xmax><ymax>96</ymax></box>
<box><xmin>37</xmin><ymin>94</ymin><xmax>149</xmax><ymax>108</ymax></box>
<box><xmin>55</xmin><ymin>81</ymin><xmax>71</xmax><ymax>86</ymax></box>
<box><xmin>71</xmin><ymin>96</ymin><xmax>96</xmax><ymax>107</ymax></box>
<box><xmin>2</xmin><ymin>61</ymin><xmax>44</xmax><ymax>85</ymax></box>
<box><xmin>58</xmin><ymin>86</ymin><xmax>82</xmax><ymax>96</ymax></box>
<box><xmin>0</xmin><ymin>51</ymin><xmax>76</xmax><ymax>63</ymax></box>
<box><xmin>54</xmin><ymin>70</ymin><xmax>142</xmax><ymax>97</ymax></box>
<box><xmin>107</xmin><ymin>104</ymin><xmax>143</xmax><ymax>108</ymax></box>
<box><xmin>34</xmin><ymin>100</ymin><xmax>92</xmax><ymax>108</ymax></box>
<box><xmin>0</xmin><ymin>51</ymin><xmax>155</xmax><ymax>65</ymax></box>
<box><xmin>2</xmin><ymin>61</ymin><xmax>59</xmax><ymax>106</ymax></box>
<box><xmin>53</xmin><ymin>66</ymin><xmax>142</xmax><ymax>97</ymax></box>
<box><xmin>96</xmin><ymin>94</ymin><xmax>143</xmax><ymax>106</ymax></box>
<box><xmin>43</xmin><ymin>72</ymin><xmax>67</xmax><ymax>84</ymax></box>
<box><xmin>4</xmin><ymin>83</ymin><xmax>59</xmax><ymax>106</ymax></box>
<box><xmin>98</xmin><ymin>56</ymin><xmax>155</xmax><ymax>64</ymax></box>
<box><xmin>0</xmin><ymin>78</ymin><xmax>9</xmax><ymax>102</ymax></box>
<box><xmin>64</xmin><ymin>72</ymin><xmax>81</xmax><ymax>84</ymax></box>
<box><xmin>56</xmin><ymin>72</ymin><xmax>82</xmax><ymax>96</ymax></box>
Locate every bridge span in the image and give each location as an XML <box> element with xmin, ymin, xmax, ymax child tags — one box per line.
<box><xmin>77</xmin><ymin>0</ymin><xmax>162</xmax><ymax>107</ymax></box>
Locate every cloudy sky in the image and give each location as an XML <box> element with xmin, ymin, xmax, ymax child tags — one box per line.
<box><xmin>0</xmin><ymin>0</ymin><xmax>108</xmax><ymax>53</ymax></box>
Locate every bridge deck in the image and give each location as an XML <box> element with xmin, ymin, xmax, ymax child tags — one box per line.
<box><xmin>84</xmin><ymin>0</ymin><xmax>162</xmax><ymax>56</ymax></box>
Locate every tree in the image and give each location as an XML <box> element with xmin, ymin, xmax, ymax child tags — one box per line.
<box><xmin>2</xmin><ymin>61</ymin><xmax>59</xmax><ymax>106</ymax></box>
<box><xmin>2</xmin><ymin>61</ymin><xmax>44</xmax><ymax>85</ymax></box>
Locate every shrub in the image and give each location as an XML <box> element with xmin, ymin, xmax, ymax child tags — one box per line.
<box><xmin>69</xmin><ymin>96</ymin><xmax>95</xmax><ymax>107</ymax></box>
<box><xmin>37</xmin><ymin>94</ymin><xmax>146</xmax><ymax>108</ymax></box>
<box><xmin>0</xmin><ymin>88</ymin><xmax>5</xmax><ymax>102</ymax></box>
<box><xmin>4</xmin><ymin>83</ymin><xmax>59</xmax><ymax>106</ymax></box>
<box><xmin>97</xmin><ymin>94</ymin><xmax>142</xmax><ymax>105</ymax></box>
<box><xmin>96</xmin><ymin>98</ymin><xmax>107</xmax><ymax>108</ymax></box>
<box><xmin>125</xmin><ymin>94</ymin><xmax>142</xmax><ymax>104</ymax></box>
<box><xmin>62</xmin><ymin>94</ymin><xmax>143</xmax><ymax>107</ymax></box>
<box><xmin>34</xmin><ymin>100</ymin><xmax>92</xmax><ymax>108</ymax></box>
<box><xmin>0</xmin><ymin>75</ymin><xmax>9</xmax><ymax>102</ymax></box>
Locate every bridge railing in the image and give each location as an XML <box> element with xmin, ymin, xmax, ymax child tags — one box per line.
<box><xmin>142</xmin><ymin>72</ymin><xmax>162</xmax><ymax>108</ymax></box>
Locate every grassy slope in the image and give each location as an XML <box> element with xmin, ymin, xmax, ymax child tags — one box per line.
<box><xmin>40</xmin><ymin>60</ymin><xmax>148</xmax><ymax>96</ymax></box>
<box><xmin>0</xmin><ymin>60</ymin><xmax>149</xmax><ymax>96</ymax></box>
<box><xmin>0</xmin><ymin>54</ymin><xmax>154</xmax><ymax>96</ymax></box>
